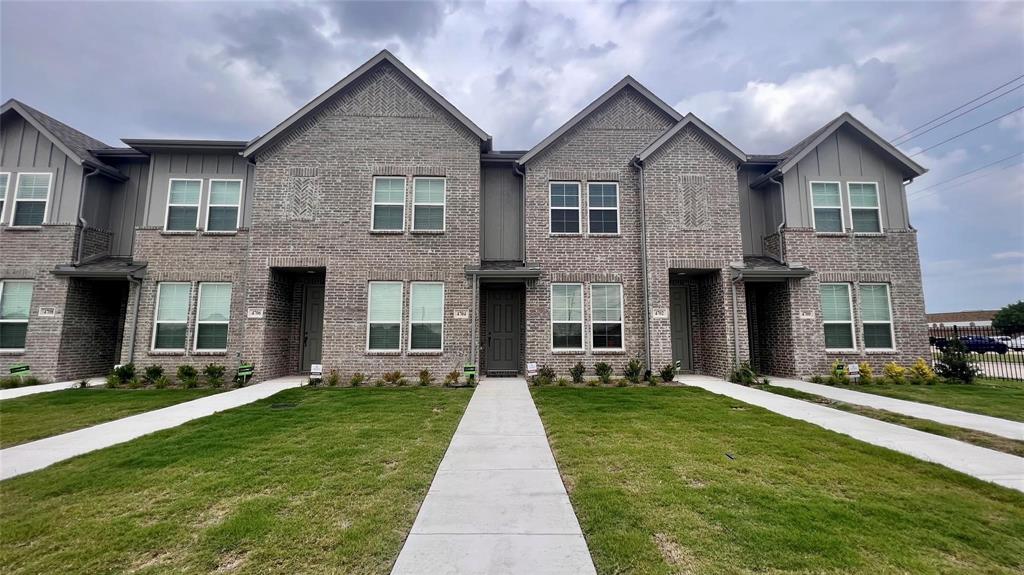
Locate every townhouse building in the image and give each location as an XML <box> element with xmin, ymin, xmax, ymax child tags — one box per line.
<box><xmin>0</xmin><ymin>50</ymin><xmax>929</xmax><ymax>383</ymax></box>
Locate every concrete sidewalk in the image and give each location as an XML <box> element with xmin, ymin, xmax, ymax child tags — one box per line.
<box><xmin>391</xmin><ymin>378</ymin><xmax>596</xmax><ymax>575</ymax></box>
<box><xmin>0</xmin><ymin>376</ymin><xmax>304</xmax><ymax>480</ymax></box>
<box><xmin>678</xmin><ymin>375</ymin><xmax>1024</xmax><ymax>493</ymax></box>
<box><xmin>770</xmin><ymin>377</ymin><xmax>1023</xmax><ymax>440</ymax></box>
<box><xmin>0</xmin><ymin>377</ymin><xmax>105</xmax><ymax>401</ymax></box>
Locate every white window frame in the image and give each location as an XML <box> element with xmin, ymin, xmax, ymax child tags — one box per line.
<box><xmin>11</xmin><ymin>172</ymin><xmax>53</xmax><ymax>227</ymax></box>
<box><xmin>821</xmin><ymin>282</ymin><xmax>856</xmax><ymax>352</ymax></box>
<box><xmin>151</xmin><ymin>282</ymin><xmax>192</xmax><ymax>352</ymax></box>
<box><xmin>408</xmin><ymin>282</ymin><xmax>445</xmax><ymax>352</ymax></box>
<box><xmin>205</xmin><ymin>179</ymin><xmax>243</xmax><ymax>232</ymax></box>
<box><xmin>411</xmin><ymin>177</ymin><xmax>446</xmax><ymax>232</ymax></box>
<box><xmin>860</xmin><ymin>283</ymin><xmax>896</xmax><ymax>351</ymax></box>
<box><xmin>366</xmin><ymin>281</ymin><xmax>403</xmax><ymax>352</ymax></box>
<box><xmin>587</xmin><ymin>182</ymin><xmax>620</xmax><ymax>236</ymax></box>
<box><xmin>371</xmin><ymin>176</ymin><xmax>406</xmax><ymax>232</ymax></box>
<box><xmin>193</xmin><ymin>282</ymin><xmax>232</xmax><ymax>352</ymax></box>
<box><xmin>549</xmin><ymin>181</ymin><xmax>582</xmax><ymax>235</ymax></box>
<box><xmin>550</xmin><ymin>282</ymin><xmax>584</xmax><ymax>351</ymax></box>
<box><xmin>590</xmin><ymin>283</ymin><xmax>624</xmax><ymax>351</ymax></box>
<box><xmin>164</xmin><ymin>178</ymin><xmax>203</xmax><ymax>232</ymax></box>
<box><xmin>809</xmin><ymin>180</ymin><xmax>844</xmax><ymax>233</ymax></box>
<box><xmin>847</xmin><ymin>181</ymin><xmax>884</xmax><ymax>234</ymax></box>
<box><xmin>0</xmin><ymin>172</ymin><xmax>10</xmax><ymax>224</ymax></box>
<box><xmin>0</xmin><ymin>280</ymin><xmax>33</xmax><ymax>351</ymax></box>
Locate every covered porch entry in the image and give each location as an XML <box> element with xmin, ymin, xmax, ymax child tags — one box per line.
<box><xmin>264</xmin><ymin>267</ymin><xmax>326</xmax><ymax>373</ymax></box>
<box><xmin>736</xmin><ymin>257</ymin><xmax>813</xmax><ymax>377</ymax></box>
<box><xmin>469</xmin><ymin>264</ymin><xmax>539</xmax><ymax>377</ymax></box>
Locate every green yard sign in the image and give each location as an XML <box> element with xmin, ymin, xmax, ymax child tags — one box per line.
<box><xmin>235</xmin><ymin>363</ymin><xmax>255</xmax><ymax>386</ymax></box>
<box><xmin>9</xmin><ymin>363</ymin><xmax>31</xmax><ymax>377</ymax></box>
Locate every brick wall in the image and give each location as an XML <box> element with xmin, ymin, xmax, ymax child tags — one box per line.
<box><xmin>57</xmin><ymin>279</ymin><xmax>126</xmax><ymax>377</ymax></box>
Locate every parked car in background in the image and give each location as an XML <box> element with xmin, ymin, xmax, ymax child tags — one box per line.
<box><xmin>1008</xmin><ymin>336</ymin><xmax>1024</xmax><ymax>351</ymax></box>
<box><xmin>959</xmin><ymin>336</ymin><xmax>1009</xmax><ymax>354</ymax></box>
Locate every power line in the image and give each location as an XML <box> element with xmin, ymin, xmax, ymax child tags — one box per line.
<box><xmin>910</xmin><ymin>159</ymin><xmax>1023</xmax><ymax>203</ymax></box>
<box><xmin>891</xmin><ymin>73</ymin><xmax>1024</xmax><ymax>141</ymax></box>
<box><xmin>893</xmin><ymin>83</ymin><xmax>1024</xmax><ymax>146</ymax></box>
<box><xmin>909</xmin><ymin>105</ymin><xmax>1024</xmax><ymax>157</ymax></box>
<box><xmin>908</xmin><ymin>151</ymin><xmax>1024</xmax><ymax>196</ymax></box>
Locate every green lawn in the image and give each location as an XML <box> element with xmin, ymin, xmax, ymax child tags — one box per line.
<box><xmin>849</xmin><ymin>378</ymin><xmax>1024</xmax><ymax>422</ymax></box>
<box><xmin>0</xmin><ymin>388</ymin><xmax>221</xmax><ymax>448</ymax></box>
<box><xmin>533</xmin><ymin>387</ymin><xmax>1024</xmax><ymax>575</ymax></box>
<box><xmin>0</xmin><ymin>387</ymin><xmax>471</xmax><ymax>574</ymax></box>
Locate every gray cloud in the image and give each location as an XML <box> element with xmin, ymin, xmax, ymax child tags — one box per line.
<box><xmin>326</xmin><ymin>1</ymin><xmax>451</xmax><ymax>44</ymax></box>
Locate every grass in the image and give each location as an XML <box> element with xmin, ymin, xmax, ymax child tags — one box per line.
<box><xmin>846</xmin><ymin>378</ymin><xmax>1024</xmax><ymax>422</ymax></box>
<box><xmin>756</xmin><ymin>384</ymin><xmax>1024</xmax><ymax>457</ymax></box>
<box><xmin>533</xmin><ymin>386</ymin><xmax>1024</xmax><ymax>575</ymax></box>
<box><xmin>0</xmin><ymin>387</ymin><xmax>471</xmax><ymax>574</ymax></box>
<box><xmin>0</xmin><ymin>388</ymin><xmax>221</xmax><ymax>448</ymax></box>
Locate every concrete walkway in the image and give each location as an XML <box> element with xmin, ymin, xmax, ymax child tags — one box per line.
<box><xmin>392</xmin><ymin>378</ymin><xmax>596</xmax><ymax>575</ymax></box>
<box><xmin>678</xmin><ymin>375</ymin><xmax>1024</xmax><ymax>493</ymax></box>
<box><xmin>770</xmin><ymin>377</ymin><xmax>1024</xmax><ymax>440</ymax></box>
<box><xmin>0</xmin><ymin>377</ymin><xmax>105</xmax><ymax>401</ymax></box>
<box><xmin>0</xmin><ymin>376</ymin><xmax>304</xmax><ymax>480</ymax></box>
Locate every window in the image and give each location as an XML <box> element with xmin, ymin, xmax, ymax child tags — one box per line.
<box><xmin>372</xmin><ymin>177</ymin><xmax>406</xmax><ymax>231</ymax></box>
<box><xmin>409</xmin><ymin>282</ymin><xmax>444</xmax><ymax>351</ymax></box>
<box><xmin>195</xmin><ymin>283</ymin><xmax>231</xmax><ymax>351</ymax></box>
<box><xmin>820</xmin><ymin>283</ymin><xmax>855</xmax><ymax>350</ymax></box>
<box><xmin>588</xmin><ymin>182</ymin><xmax>619</xmax><ymax>234</ymax></box>
<box><xmin>0</xmin><ymin>280</ymin><xmax>33</xmax><ymax>350</ymax></box>
<box><xmin>152</xmin><ymin>282</ymin><xmax>191</xmax><ymax>351</ymax></box>
<box><xmin>861</xmin><ymin>283</ymin><xmax>894</xmax><ymax>350</ymax></box>
<box><xmin>849</xmin><ymin>182</ymin><xmax>882</xmax><ymax>233</ymax></box>
<box><xmin>550</xmin><ymin>182</ymin><xmax>580</xmax><ymax>234</ymax></box>
<box><xmin>165</xmin><ymin>179</ymin><xmax>202</xmax><ymax>231</ymax></box>
<box><xmin>367</xmin><ymin>282</ymin><xmax>402</xmax><ymax>351</ymax></box>
<box><xmin>206</xmin><ymin>180</ymin><xmax>242</xmax><ymax>231</ymax></box>
<box><xmin>810</xmin><ymin>182</ymin><xmax>843</xmax><ymax>232</ymax></box>
<box><xmin>591</xmin><ymin>283</ymin><xmax>623</xmax><ymax>350</ymax></box>
<box><xmin>412</xmin><ymin>178</ymin><xmax>445</xmax><ymax>231</ymax></box>
<box><xmin>12</xmin><ymin>173</ymin><xmax>52</xmax><ymax>227</ymax></box>
<box><xmin>551</xmin><ymin>283</ymin><xmax>583</xmax><ymax>350</ymax></box>
<box><xmin>0</xmin><ymin>173</ymin><xmax>9</xmax><ymax>221</ymax></box>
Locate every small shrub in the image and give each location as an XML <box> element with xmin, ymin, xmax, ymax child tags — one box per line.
<box><xmin>659</xmin><ymin>363</ymin><xmax>678</xmax><ymax>383</ymax></box>
<box><xmin>594</xmin><ymin>362</ymin><xmax>613</xmax><ymax>385</ymax></box>
<box><xmin>809</xmin><ymin>374</ymin><xmax>825</xmax><ymax>384</ymax></box>
<box><xmin>532</xmin><ymin>365</ymin><xmax>556</xmax><ymax>386</ymax></box>
<box><xmin>444</xmin><ymin>370</ymin><xmax>460</xmax><ymax>387</ymax></box>
<box><xmin>934</xmin><ymin>340</ymin><xmax>980</xmax><ymax>384</ymax></box>
<box><xmin>826</xmin><ymin>360</ymin><xmax>850</xmax><ymax>385</ymax></box>
<box><xmin>0</xmin><ymin>376</ymin><xmax>18</xmax><ymax>389</ymax></box>
<box><xmin>177</xmin><ymin>364</ymin><xmax>198</xmax><ymax>387</ymax></box>
<box><xmin>556</xmin><ymin>377</ymin><xmax>569</xmax><ymax>387</ymax></box>
<box><xmin>105</xmin><ymin>373</ymin><xmax>122</xmax><ymax>388</ymax></box>
<box><xmin>882</xmin><ymin>362</ymin><xmax>906</xmax><ymax>385</ymax></box>
<box><xmin>418</xmin><ymin>369</ymin><xmax>434</xmax><ymax>386</ymax></box>
<box><xmin>382</xmin><ymin>371</ymin><xmax>406</xmax><ymax>386</ymax></box>
<box><xmin>647</xmin><ymin>374</ymin><xmax>658</xmax><ymax>386</ymax></box>
<box><xmin>76</xmin><ymin>379</ymin><xmax>90</xmax><ymax>389</ymax></box>
<box><xmin>349</xmin><ymin>372</ymin><xmax>367</xmax><ymax>387</ymax></box>
<box><xmin>908</xmin><ymin>357</ymin><xmax>938</xmax><ymax>385</ymax></box>
<box><xmin>143</xmin><ymin>365</ymin><xmax>164</xmax><ymax>384</ymax></box>
<box><xmin>569</xmin><ymin>362</ymin><xmax>586</xmax><ymax>384</ymax></box>
<box><xmin>127</xmin><ymin>377</ymin><xmax>143</xmax><ymax>389</ymax></box>
<box><xmin>204</xmin><ymin>364</ymin><xmax>226</xmax><ymax>387</ymax></box>
<box><xmin>857</xmin><ymin>362</ymin><xmax>874</xmax><ymax>384</ymax></box>
<box><xmin>113</xmin><ymin>363</ymin><xmax>136</xmax><ymax>382</ymax></box>
<box><xmin>325</xmin><ymin>370</ymin><xmax>341</xmax><ymax>387</ymax></box>
<box><xmin>153</xmin><ymin>375</ymin><xmax>170</xmax><ymax>389</ymax></box>
<box><xmin>728</xmin><ymin>361</ymin><xmax>759</xmax><ymax>386</ymax></box>
<box><xmin>624</xmin><ymin>357</ymin><xmax>644</xmax><ymax>384</ymax></box>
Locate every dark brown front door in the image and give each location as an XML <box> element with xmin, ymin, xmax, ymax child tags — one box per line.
<box><xmin>300</xmin><ymin>284</ymin><xmax>325</xmax><ymax>372</ymax></box>
<box><xmin>670</xmin><ymin>286</ymin><xmax>693</xmax><ymax>371</ymax></box>
<box><xmin>486</xmin><ymin>288</ymin><xmax>521</xmax><ymax>374</ymax></box>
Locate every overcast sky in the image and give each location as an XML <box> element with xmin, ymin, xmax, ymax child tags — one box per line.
<box><xmin>2</xmin><ymin>1</ymin><xmax>1022</xmax><ymax>312</ymax></box>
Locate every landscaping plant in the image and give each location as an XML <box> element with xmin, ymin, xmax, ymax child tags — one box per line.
<box><xmin>556</xmin><ymin>377</ymin><xmax>569</xmax><ymax>387</ymax></box>
<box><xmin>444</xmin><ymin>370</ymin><xmax>460</xmax><ymax>387</ymax></box>
<box><xmin>858</xmin><ymin>362</ymin><xmax>874</xmax><ymax>384</ymax></box>
<box><xmin>104</xmin><ymin>373</ymin><xmax>121</xmax><ymax>389</ymax></box>
<box><xmin>659</xmin><ymin>362</ymin><xmax>678</xmax><ymax>383</ymax></box>
<box><xmin>569</xmin><ymin>362</ymin><xmax>586</xmax><ymax>384</ymax></box>
<box><xmin>153</xmin><ymin>376</ymin><xmax>170</xmax><ymax>389</ymax></box>
<box><xmin>126</xmin><ymin>377</ymin><xmax>143</xmax><ymax>389</ymax></box>
<box><xmin>623</xmin><ymin>356</ymin><xmax>644</xmax><ymax>384</ymax></box>
<box><xmin>76</xmin><ymin>379</ymin><xmax>89</xmax><ymax>389</ymax></box>
<box><xmin>176</xmin><ymin>365</ymin><xmax>199</xmax><ymax>388</ymax></box>
<box><xmin>324</xmin><ymin>370</ymin><xmax>340</xmax><ymax>386</ymax></box>
<box><xmin>533</xmin><ymin>366</ymin><xmax>556</xmax><ymax>386</ymax></box>
<box><xmin>382</xmin><ymin>371</ymin><xmax>407</xmax><ymax>386</ymax></box>
<box><xmin>143</xmin><ymin>365</ymin><xmax>164</xmax><ymax>384</ymax></box>
<box><xmin>934</xmin><ymin>339</ymin><xmax>980</xmax><ymax>384</ymax></box>
<box><xmin>728</xmin><ymin>361</ymin><xmax>760</xmax><ymax>386</ymax></box>
<box><xmin>203</xmin><ymin>363</ymin><xmax>226</xmax><ymax>387</ymax></box>
<box><xmin>112</xmin><ymin>363</ymin><xmax>136</xmax><ymax>382</ymax></box>
<box><xmin>882</xmin><ymin>362</ymin><xmax>906</xmax><ymax>385</ymax></box>
<box><xmin>349</xmin><ymin>372</ymin><xmax>367</xmax><ymax>387</ymax></box>
<box><xmin>826</xmin><ymin>360</ymin><xmax>850</xmax><ymax>385</ymax></box>
<box><xmin>418</xmin><ymin>369</ymin><xmax>433</xmax><ymax>386</ymax></box>
<box><xmin>908</xmin><ymin>358</ymin><xmax>938</xmax><ymax>385</ymax></box>
<box><xmin>594</xmin><ymin>362</ymin><xmax>613</xmax><ymax>385</ymax></box>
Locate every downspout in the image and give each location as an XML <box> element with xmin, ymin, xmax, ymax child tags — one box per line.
<box><xmin>730</xmin><ymin>275</ymin><xmax>741</xmax><ymax>369</ymax></box>
<box><xmin>631</xmin><ymin>158</ymin><xmax>653</xmax><ymax>370</ymax></box>
<box><xmin>126</xmin><ymin>271</ymin><xmax>143</xmax><ymax>364</ymax></box>
<box><xmin>75</xmin><ymin>166</ymin><xmax>100</xmax><ymax>266</ymax></box>
<box><xmin>513</xmin><ymin>162</ymin><xmax>526</xmax><ymax>264</ymax></box>
<box><xmin>768</xmin><ymin>174</ymin><xmax>786</xmax><ymax>264</ymax></box>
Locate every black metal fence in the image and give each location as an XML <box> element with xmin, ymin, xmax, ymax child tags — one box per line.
<box><xmin>928</xmin><ymin>324</ymin><xmax>1024</xmax><ymax>381</ymax></box>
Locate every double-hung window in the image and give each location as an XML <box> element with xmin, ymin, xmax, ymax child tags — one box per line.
<box><xmin>409</xmin><ymin>282</ymin><xmax>444</xmax><ymax>351</ymax></box>
<box><xmin>372</xmin><ymin>177</ymin><xmax>406</xmax><ymax>231</ymax></box>
<box><xmin>0</xmin><ymin>173</ymin><xmax>9</xmax><ymax>221</ymax></box>
<box><xmin>588</xmin><ymin>182</ymin><xmax>619</xmax><ymax>234</ymax></box>
<box><xmin>0</xmin><ymin>280</ymin><xmax>33</xmax><ymax>350</ymax></box>
<box><xmin>195</xmin><ymin>283</ymin><xmax>231</xmax><ymax>351</ymax></box>
<box><xmin>860</xmin><ymin>284</ymin><xmax>894</xmax><ymax>350</ymax></box>
<box><xmin>820</xmin><ymin>283</ymin><xmax>855</xmax><ymax>351</ymax></box>
<box><xmin>550</xmin><ymin>182</ymin><xmax>580</xmax><ymax>234</ymax></box>
<box><xmin>412</xmin><ymin>178</ymin><xmax>445</xmax><ymax>231</ymax></box>
<box><xmin>591</xmin><ymin>283</ymin><xmax>623</xmax><ymax>350</ymax></box>
<box><xmin>367</xmin><ymin>281</ymin><xmax>402</xmax><ymax>351</ymax></box>
<box><xmin>12</xmin><ymin>173</ymin><xmax>52</xmax><ymax>227</ymax></box>
<box><xmin>810</xmin><ymin>182</ymin><xmax>843</xmax><ymax>233</ymax></box>
<box><xmin>551</xmin><ymin>283</ymin><xmax>583</xmax><ymax>350</ymax></box>
<box><xmin>166</xmin><ymin>179</ymin><xmax>202</xmax><ymax>231</ymax></box>
<box><xmin>207</xmin><ymin>180</ymin><xmax>242</xmax><ymax>232</ymax></box>
<box><xmin>848</xmin><ymin>182</ymin><xmax>882</xmax><ymax>233</ymax></box>
<box><xmin>153</xmin><ymin>282</ymin><xmax>191</xmax><ymax>351</ymax></box>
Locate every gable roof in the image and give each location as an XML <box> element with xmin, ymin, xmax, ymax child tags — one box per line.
<box><xmin>1</xmin><ymin>99</ymin><xmax>124</xmax><ymax>178</ymax></box>
<box><xmin>634</xmin><ymin>113</ymin><xmax>745</xmax><ymax>165</ymax></box>
<box><xmin>243</xmin><ymin>50</ymin><xmax>491</xmax><ymax>158</ymax></box>
<box><xmin>518</xmin><ymin>76</ymin><xmax>683</xmax><ymax>165</ymax></box>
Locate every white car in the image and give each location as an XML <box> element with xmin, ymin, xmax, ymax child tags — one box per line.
<box><xmin>1007</xmin><ymin>336</ymin><xmax>1024</xmax><ymax>351</ymax></box>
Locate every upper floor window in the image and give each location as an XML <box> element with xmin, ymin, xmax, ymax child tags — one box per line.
<box><xmin>588</xmin><ymin>182</ymin><xmax>619</xmax><ymax>235</ymax></box>
<box><xmin>367</xmin><ymin>281</ymin><xmax>402</xmax><ymax>351</ymax></box>
<box><xmin>153</xmin><ymin>282</ymin><xmax>191</xmax><ymax>351</ymax></box>
<box><xmin>860</xmin><ymin>283</ymin><xmax>894</xmax><ymax>350</ymax></box>
<box><xmin>849</xmin><ymin>183</ymin><xmax>881</xmax><ymax>233</ymax></box>
<box><xmin>12</xmin><ymin>173</ymin><xmax>52</xmax><ymax>227</ymax></box>
<box><xmin>810</xmin><ymin>182</ymin><xmax>843</xmax><ymax>233</ymax></box>
<box><xmin>372</xmin><ymin>177</ymin><xmax>406</xmax><ymax>231</ymax></box>
<box><xmin>0</xmin><ymin>173</ymin><xmax>9</xmax><ymax>221</ymax></box>
<box><xmin>207</xmin><ymin>180</ymin><xmax>242</xmax><ymax>232</ymax></box>
<box><xmin>550</xmin><ymin>182</ymin><xmax>580</xmax><ymax>234</ymax></box>
<box><xmin>195</xmin><ymin>282</ymin><xmax>232</xmax><ymax>351</ymax></box>
<box><xmin>165</xmin><ymin>179</ymin><xmax>202</xmax><ymax>232</ymax></box>
<box><xmin>0</xmin><ymin>280</ymin><xmax>33</xmax><ymax>350</ymax></box>
<box><xmin>409</xmin><ymin>282</ymin><xmax>444</xmax><ymax>351</ymax></box>
<box><xmin>820</xmin><ymin>283</ymin><xmax>855</xmax><ymax>351</ymax></box>
<box><xmin>551</xmin><ymin>283</ymin><xmax>583</xmax><ymax>350</ymax></box>
<box><xmin>412</xmin><ymin>178</ymin><xmax>445</xmax><ymax>232</ymax></box>
<box><xmin>591</xmin><ymin>283</ymin><xmax>623</xmax><ymax>350</ymax></box>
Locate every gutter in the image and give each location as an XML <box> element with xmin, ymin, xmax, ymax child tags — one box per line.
<box><xmin>630</xmin><ymin>158</ymin><xmax>653</xmax><ymax>370</ymax></box>
<box><xmin>75</xmin><ymin>167</ymin><xmax>100</xmax><ymax>266</ymax></box>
